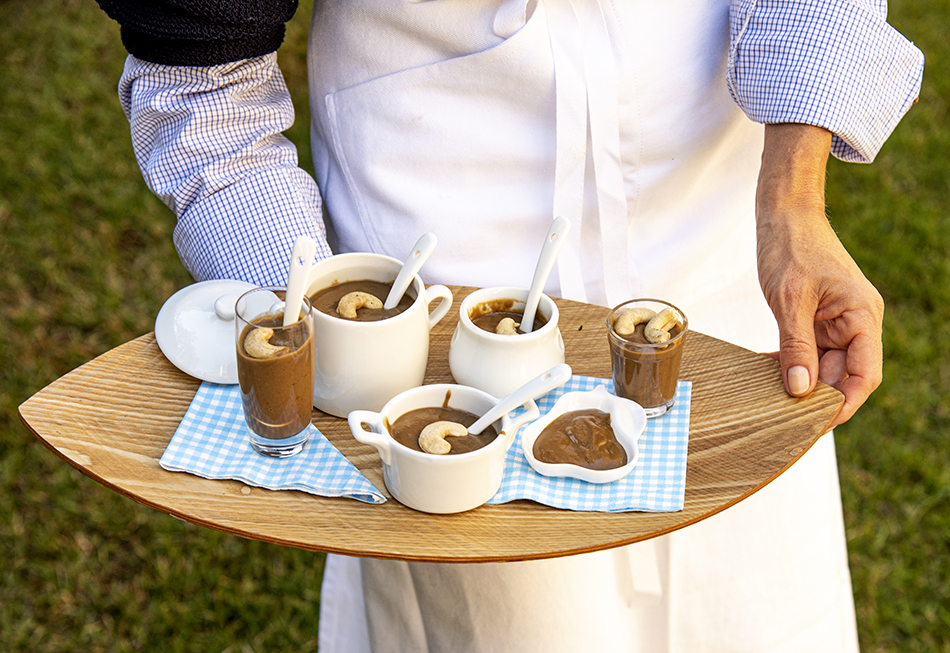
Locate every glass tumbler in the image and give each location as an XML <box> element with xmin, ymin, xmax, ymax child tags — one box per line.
<box><xmin>235</xmin><ymin>287</ymin><xmax>315</xmax><ymax>457</ymax></box>
<box><xmin>606</xmin><ymin>298</ymin><xmax>688</xmax><ymax>418</ymax></box>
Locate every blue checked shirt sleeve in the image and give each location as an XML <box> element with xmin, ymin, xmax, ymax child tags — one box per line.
<box><xmin>728</xmin><ymin>0</ymin><xmax>924</xmax><ymax>163</ymax></box>
<box><xmin>118</xmin><ymin>53</ymin><xmax>333</xmax><ymax>285</ymax></box>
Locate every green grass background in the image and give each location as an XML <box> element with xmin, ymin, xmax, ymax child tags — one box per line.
<box><xmin>1</xmin><ymin>0</ymin><xmax>946</xmax><ymax>651</ymax></box>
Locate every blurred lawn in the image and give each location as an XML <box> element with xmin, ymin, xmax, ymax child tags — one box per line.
<box><xmin>1</xmin><ymin>0</ymin><xmax>947</xmax><ymax>651</ymax></box>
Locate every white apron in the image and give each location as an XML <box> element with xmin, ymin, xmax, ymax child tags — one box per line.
<box><xmin>306</xmin><ymin>1</ymin><xmax>859</xmax><ymax>650</ymax></box>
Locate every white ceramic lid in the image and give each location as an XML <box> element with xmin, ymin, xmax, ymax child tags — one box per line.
<box><xmin>154</xmin><ymin>279</ymin><xmax>256</xmax><ymax>385</ymax></box>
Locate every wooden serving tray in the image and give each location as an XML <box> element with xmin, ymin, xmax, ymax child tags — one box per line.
<box><xmin>19</xmin><ymin>287</ymin><xmax>842</xmax><ymax>563</ymax></box>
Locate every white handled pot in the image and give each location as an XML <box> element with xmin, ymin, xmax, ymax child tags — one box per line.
<box><xmin>306</xmin><ymin>252</ymin><xmax>453</xmax><ymax>417</ymax></box>
<box><xmin>348</xmin><ymin>383</ymin><xmax>540</xmax><ymax>514</ymax></box>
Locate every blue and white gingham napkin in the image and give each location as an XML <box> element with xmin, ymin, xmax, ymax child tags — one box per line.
<box><xmin>159</xmin><ymin>382</ymin><xmax>386</xmax><ymax>504</ymax></box>
<box><xmin>488</xmin><ymin>376</ymin><xmax>691</xmax><ymax>513</ymax></box>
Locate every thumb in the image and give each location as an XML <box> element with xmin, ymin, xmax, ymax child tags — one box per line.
<box><xmin>777</xmin><ymin>312</ymin><xmax>820</xmax><ymax>397</ymax></box>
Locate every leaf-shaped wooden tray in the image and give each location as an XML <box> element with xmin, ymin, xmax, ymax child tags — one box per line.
<box><xmin>19</xmin><ymin>287</ymin><xmax>842</xmax><ymax>563</ymax></box>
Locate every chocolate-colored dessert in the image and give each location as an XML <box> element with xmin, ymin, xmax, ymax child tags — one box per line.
<box><xmin>609</xmin><ymin>321</ymin><xmax>685</xmax><ymax>408</ymax></box>
<box><xmin>469</xmin><ymin>298</ymin><xmax>547</xmax><ymax>334</ymax></box>
<box><xmin>237</xmin><ymin>313</ymin><xmax>314</xmax><ymax>440</ymax></box>
<box><xmin>389</xmin><ymin>406</ymin><xmax>499</xmax><ymax>455</ymax></box>
<box><xmin>310</xmin><ymin>279</ymin><xmax>414</xmax><ymax>321</ymax></box>
<box><xmin>532</xmin><ymin>409</ymin><xmax>627</xmax><ymax>470</ymax></box>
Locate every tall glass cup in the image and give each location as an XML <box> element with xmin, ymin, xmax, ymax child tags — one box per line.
<box><xmin>606</xmin><ymin>299</ymin><xmax>688</xmax><ymax>418</ymax></box>
<box><xmin>235</xmin><ymin>287</ymin><xmax>315</xmax><ymax>457</ymax></box>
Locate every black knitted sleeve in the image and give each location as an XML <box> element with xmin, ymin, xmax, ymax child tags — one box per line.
<box><xmin>96</xmin><ymin>0</ymin><xmax>299</xmax><ymax>66</ymax></box>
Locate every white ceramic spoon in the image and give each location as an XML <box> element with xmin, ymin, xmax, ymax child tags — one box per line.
<box><xmin>384</xmin><ymin>232</ymin><xmax>438</xmax><ymax>310</ymax></box>
<box><xmin>468</xmin><ymin>363</ymin><xmax>572</xmax><ymax>435</ymax></box>
<box><xmin>520</xmin><ymin>216</ymin><xmax>570</xmax><ymax>333</ymax></box>
<box><xmin>282</xmin><ymin>235</ymin><xmax>317</xmax><ymax>327</ymax></box>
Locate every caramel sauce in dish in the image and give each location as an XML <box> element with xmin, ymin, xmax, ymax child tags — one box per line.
<box><xmin>310</xmin><ymin>279</ymin><xmax>414</xmax><ymax>321</ymax></box>
<box><xmin>469</xmin><ymin>298</ymin><xmax>547</xmax><ymax>334</ymax></box>
<box><xmin>532</xmin><ymin>409</ymin><xmax>627</xmax><ymax>470</ymax></box>
<box><xmin>390</xmin><ymin>406</ymin><xmax>500</xmax><ymax>455</ymax></box>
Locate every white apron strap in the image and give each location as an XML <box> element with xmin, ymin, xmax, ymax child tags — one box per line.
<box><xmin>544</xmin><ymin>0</ymin><xmax>589</xmax><ymax>302</ymax></box>
<box><xmin>500</xmin><ymin>0</ymin><xmax>631</xmax><ymax>304</ymax></box>
<box><xmin>572</xmin><ymin>0</ymin><xmax>631</xmax><ymax>305</ymax></box>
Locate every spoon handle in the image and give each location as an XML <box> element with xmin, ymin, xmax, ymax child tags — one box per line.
<box><xmin>468</xmin><ymin>363</ymin><xmax>572</xmax><ymax>435</ymax></box>
<box><xmin>521</xmin><ymin>216</ymin><xmax>570</xmax><ymax>333</ymax></box>
<box><xmin>384</xmin><ymin>232</ymin><xmax>438</xmax><ymax>309</ymax></box>
<box><xmin>282</xmin><ymin>236</ymin><xmax>317</xmax><ymax>327</ymax></box>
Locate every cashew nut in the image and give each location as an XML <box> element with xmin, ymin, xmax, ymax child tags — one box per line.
<box><xmin>418</xmin><ymin>420</ymin><xmax>469</xmax><ymax>455</ymax></box>
<box><xmin>644</xmin><ymin>307</ymin><xmax>681</xmax><ymax>343</ymax></box>
<box><xmin>244</xmin><ymin>328</ymin><xmax>288</xmax><ymax>359</ymax></box>
<box><xmin>337</xmin><ymin>291</ymin><xmax>383</xmax><ymax>319</ymax></box>
<box><xmin>614</xmin><ymin>307</ymin><xmax>656</xmax><ymax>336</ymax></box>
<box><xmin>495</xmin><ymin>317</ymin><xmax>521</xmax><ymax>336</ymax></box>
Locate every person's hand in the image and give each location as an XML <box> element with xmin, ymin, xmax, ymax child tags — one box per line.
<box><xmin>756</xmin><ymin>124</ymin><xmax>884</xmax><ymax>428</ymax></box>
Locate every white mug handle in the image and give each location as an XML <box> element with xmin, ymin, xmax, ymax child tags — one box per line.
<box><xmin>348</xmin><ymin>410</ymin><xmax>393</xmax><ymax>466</ymax></box>
<box><xmin>425</xmin><ymin>284</ymin><xmax>453</xmax><ymax>330</ymax></box>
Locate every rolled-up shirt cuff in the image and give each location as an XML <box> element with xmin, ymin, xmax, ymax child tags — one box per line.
<box><xmin>728</xmin><ymin>0</ymin><xmax>924</xmax><ymax>163</ymax></box>
<box><xmin>173</xmin><ymin>166</ymin><xmax>329</xmax><ymax>286</ymax></box>
<box><xmin>118</xmin><ymin>54</ymin><xmax>331</xmax><ymax>284</ymax></box>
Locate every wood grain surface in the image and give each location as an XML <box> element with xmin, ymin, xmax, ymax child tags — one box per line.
<box><xmin>20</xmin><ymin>287</ymin><xmax>843</xmax><ymax>563</ymax></box>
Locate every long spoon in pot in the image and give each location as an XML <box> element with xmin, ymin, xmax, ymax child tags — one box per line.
<box><xmin>467</xmin><ymin>363</ymin><xmax>572</xmax><ymax>435</ymax></box>
<box><xmin>520</xmin><ymin>216</ymin><xmax>570</xmax><ymax>334</ymax></box>
<box><xmin>384</xmin><ymin>232</ymin><xmax>438</xmax><ymax>310</ymax></box>
<box><xmin>283</xmin><ymin>235</ymin><xmax>317</xmax><ymax>327</ymax></box>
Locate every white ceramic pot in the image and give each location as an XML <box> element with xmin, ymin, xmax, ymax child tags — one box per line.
<box><xmin>348</xmin><ymin>384</ymin><xmax>540</xmax><ymax>514</ymax></box>
<box><xmin>305</xmin><ymin>252</ymin><xmax>453</xmax><ymax>417</ymax></box>
<box><xmin>449</xmin><ymin>286</ymin><xmax>565</xmax><ymax>398</ymax></box>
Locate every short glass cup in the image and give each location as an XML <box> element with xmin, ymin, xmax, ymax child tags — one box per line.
<box><xmin>606</xmin><ymin>299</ymin><xmax>688</xmax><ymax>418</ymax></box>
<box><xmin>235</xmin><ymin>287</ymin><xmax>315</xmax><ymax>457</ymax></box>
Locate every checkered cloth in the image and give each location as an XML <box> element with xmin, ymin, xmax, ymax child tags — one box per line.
<box><xmin>160</xmin><ymin>376</ymin><xmax>690</xmax><ymax>513</ymax></box>
<box><xmin>159</xmin><ymin>382</ymin><xmax>386</xmax><ymax>504</ymax></box>
<box><xmin>489</xmin><ymin>376</ymin><xmax>691</xmax><ymax>513</ymax></box>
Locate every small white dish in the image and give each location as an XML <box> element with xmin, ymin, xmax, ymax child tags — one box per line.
<box><xmin>520</xmin><ymin>385</ymin><xmax>647</xmax><ymax>484</ymax></box>
<box><xmin>154</xmin><ymin>279</ymin><xmax>255</xmax><ymax>384</ymax></box>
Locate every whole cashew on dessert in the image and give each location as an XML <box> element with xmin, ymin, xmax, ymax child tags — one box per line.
<box><xmin>418</xmin><ymin>420</ymin><xmax>468</xmax><ymax>455</ymax></box>
<box><xmin>243</xmin><ymin>328</ymin><xmax>288</xmax><ymax>359</ymax></box>
<box><xmin>495</xmin><ymin>317</ymin><xmax>521</xmax><ymax>335</ymax></box>
<box><xmin>337</xmin><ymin>291</ymin><xmax>383</xmax><ymax>319</ymax></box>
<box><xmin>614</xmin><ymin>306</ymin><xmax>682</xmax><ymax>344</ymax></box>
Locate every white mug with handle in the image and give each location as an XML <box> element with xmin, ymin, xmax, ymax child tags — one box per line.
<box><xmin>305</xmin><ymin>251</ymin><xmax>452</xmax><ymax>417</ymax></box>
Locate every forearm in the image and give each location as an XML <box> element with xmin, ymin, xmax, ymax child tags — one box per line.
<box><xmin>756</xmin><ymin>124</ymin><xmax>832</xmax><ymax>240</ymax></box>
<box><xmin>119</xmin><ymin>54</ymin><xmax>332</xmax><ymax>285</ymax></box>
<box><xmin>756</xmin><ymin>123</ymin><xmax>844</xmax><ymax>331</ymax></box>
<box><xmin>755</xmin><ymin>123</ymin><xmax>884</xmax><ymax>425</ymax></box>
